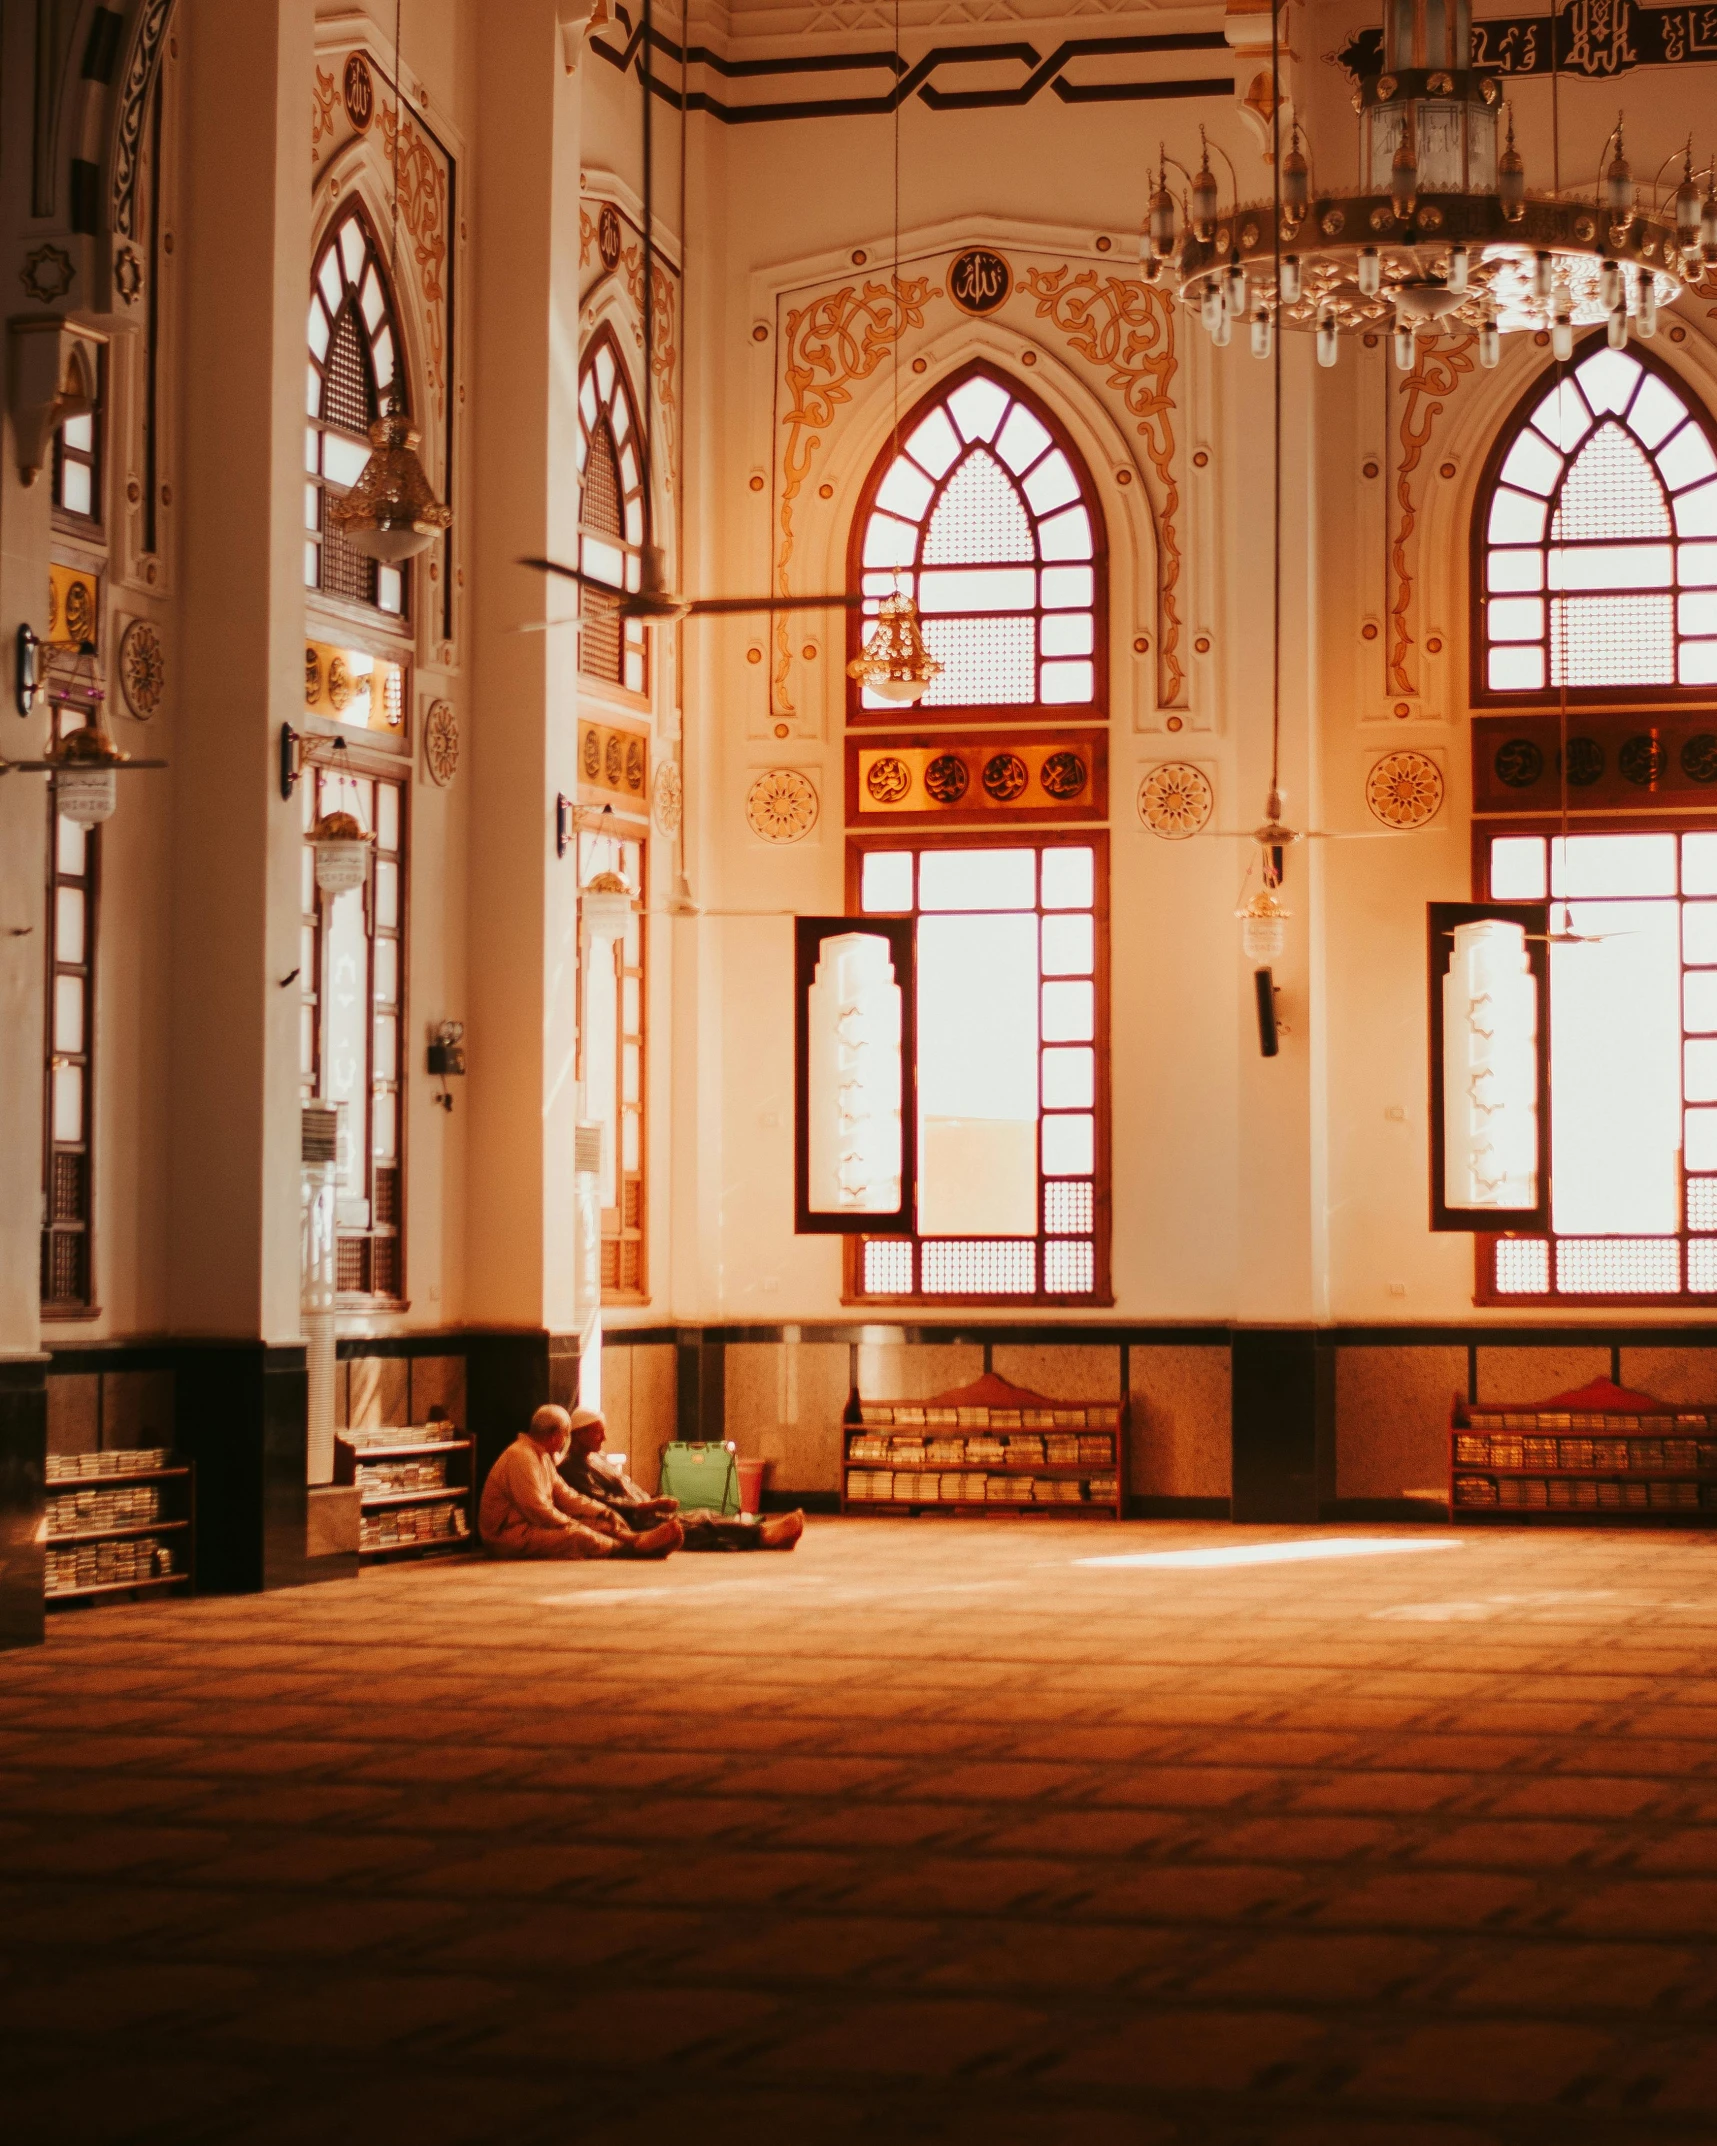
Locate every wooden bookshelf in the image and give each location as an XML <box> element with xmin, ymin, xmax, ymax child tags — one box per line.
<box><xmin>1450</xmin><ymin>1377</ymin><xmax>1717</xmax><ymax>1525</ymax></box>
<box><xmin>44</xmin><ymin>1451</ymin><xmax>195</xmax><ymax>1604</ymax></box>
<box><xmin>336</xmin><ymin>1416</ymin><xmax>475</xmax><ymax>1559</ymax></box>
<box><xmin>842</xmin><ymin>1371</ymin><xmax>1125</xmax><ymax>1519</ymax></box>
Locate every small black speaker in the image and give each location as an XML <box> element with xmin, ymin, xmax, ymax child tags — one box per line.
<box><xmin>1254</xmin><ymin>967</ymin><xmax>1279</xmax><ymax>1058</ymax></box>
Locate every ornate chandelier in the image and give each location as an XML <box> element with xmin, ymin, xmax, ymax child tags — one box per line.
<box><xmin>847</xmin><ymin>589</ymin><xmax>943</xmax><ymax>705</ymax></box>
<box><xmin>1143</xmin><ymin>0</ymin><xmax>1714</xmax><ymax>370</ymax></box>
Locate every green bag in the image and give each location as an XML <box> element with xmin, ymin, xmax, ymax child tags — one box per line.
<box><xmin>659</xmin><ymin>1440</ymin><xmax>740</xmax><ymax>1515</ymax></box>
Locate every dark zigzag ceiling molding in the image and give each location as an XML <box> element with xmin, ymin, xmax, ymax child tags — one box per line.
<box><xmin>589</xmin><ymin>12</ymin><xmax>1234</xmax><ymax>122</ymax></box>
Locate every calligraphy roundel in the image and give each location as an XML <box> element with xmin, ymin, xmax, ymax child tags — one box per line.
<box><xmin>925</xmin><ymin>753</ymin><xmax>971</xmax><ymax>805</ymax></box>
<box><xmin>948</xmin><ymin>248</ymin><xmax>1012</xmax><ymax>317</ymax></box>
<box><xmin>981</xmin><ymin>752</ymin><xmax>1030</xmax><ymax>803</ymax></box>
<box><xmin>866</xmin><ymin>755</ymin><xmax>912</xmax><ymax>805</ymax></box>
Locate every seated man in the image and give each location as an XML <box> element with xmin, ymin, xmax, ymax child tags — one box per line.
<box><xmin>557</xmin><ymin>1407</ymin><xmax>805</xmax><ymax>1552</ymax></box>
<box><xmin>480</xmin><ymin>1405</ymin><xmax>683</xmax><ymax>1560</ymax></box>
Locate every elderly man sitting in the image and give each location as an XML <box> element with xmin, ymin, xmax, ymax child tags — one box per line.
<box><xmin>558</xmin><ymin>1407</ymin><xmax>804</xmax><ymax>1552</ymax></box>
<box><xmin>480</xmin><ymin>1405</ymin><xmax>683</xmax><ymax>1560</ymax></box>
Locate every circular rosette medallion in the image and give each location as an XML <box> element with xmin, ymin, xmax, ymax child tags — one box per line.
<box><xmin>652</xmin><ymin>759</ymin><xmax>683</xmax><ymax>835</ymax></box>
<box><xmin>981</xmin><ymin>752</ymin><xmax>1029</xmax><ymax>803</ymax></box>
<box><xmin>1039</xmin><ymin>750</ymin><xmax>1089</xmax><ymax>802</ymax></box>
<box><xmin>424</xmin><ymin>700</ymin><xmax>459</xmax><ymax>787</ymax></box>
<box><xmin>1365</xmin><ymin>750</ymin><xmax>1445</xmax><ymax>829</ymax></box>
<box><xmin>745</xmin><ymin>767</ymin><xmax>819</xmax><ymax>843</ymax></box>
<box><xmin>118</xmin><ymin>619</ymin><xmax>165</xmax><ymax>720</ymax></box>
<box><xmin>1137</xmin><ymin>761</ymin><xmax>1214</xmax><ymax>840</ymax></box>
<box><xmin>924</xmin><ymin>753</ymin><xmax>971</xmax><ymax>805</ymax></box>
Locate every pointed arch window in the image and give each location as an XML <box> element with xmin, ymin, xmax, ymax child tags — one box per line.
<box><xmin>306</xmin><ymin>208</ymin><xmax>409</xmax><ymax>621</ymax></box>
<box><xmin>1478</xmin><ymin>344</ymin><xmax>1717</xmax><ymax>699</ymax></box>
<box><xmin>577</xmin><ymin>331</ymin><xmax>649</xmax><ymax>698</ymax></box>
<box><xmin>849</xmin><ymin>367</ymin><xmax>1106</xmax><ymax>718</ymax></box>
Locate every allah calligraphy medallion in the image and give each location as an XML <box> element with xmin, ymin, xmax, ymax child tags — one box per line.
<box><xmin>947</xmin><ymin>248</ymin><xmax>1013</xmax><ymax>317</ymax></box>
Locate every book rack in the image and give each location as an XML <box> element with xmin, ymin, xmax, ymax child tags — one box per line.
<box><xmin>1450</xmin><ymin>1377</ymin><xmax>1717</xmax><ymax>1525</ymax></box>
<box><xmin>842</xmin><ymin>1371</ymin><xmax>1124</xmax><ymax>1519</ymax></box>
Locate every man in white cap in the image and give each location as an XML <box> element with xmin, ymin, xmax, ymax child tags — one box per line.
<box><xmin>479</xmin><ymin>1404</ymin><xmax>683</xmax><ymax>1560</ymax></box>
<box><xmin>558</xmin><ymin>1406</ymin><xmax>804</xmax><ymax>1552</ymax></box>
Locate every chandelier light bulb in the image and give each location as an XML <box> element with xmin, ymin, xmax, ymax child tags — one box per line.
<box><xmin>1357</xmin><ymin>246</ymin><xmax>1382</xmax><ymax>298</ymax></box>
<box><xmin>1316</xmin><ymin>309</ymin><xmax>1339</xmax><ymax>367</ymax></box>
<box><xmin>1498</xmin><ymin>111</ymin><xmax>1526</xmax><ymax>220</ymax></box>
<box><xmin>1250</xmin><ymin>306</ymin><xmax>1274</xmax><ymax>359</ymax></box>
<box><xmin>1605</xmin><ymin>121</ymin><xmax>1633</xmax><ymax>218</ymax></box>
<box><xmin>1211</xmin><ymin>307</ymin><xmax>1232</xmax><ymax>348</ymax></box>
<box><xmin>1637</xmin><ymin>272</ymin><xmax>1659</xmax><ymax>338</ymax></box>
<box><xmin>1238</xmin><ymin>889</ymin><xmax>1289</xmax><ymax>962</ymax></box>
<box><xmin>1674</xmin><ymin>150</ymin><xmax>1701</xmax><ymax>243</ymax></box>
<box><xmin>1148</xmin><ymin>175</ymin><xmax>1178</xmax><ymax>259</ymax></box>
<box><xmin>1224</xmin><ymin>262</ymin><xmax>1248</xmax><ymax>318</ymax></box>
<box><xmin>1446</xmin><ymin>243</ymin><xmax>1469</xmax><ymax>295</ymax></box>
<box><xmin>1533</xmin><ymin>251</ymin><xmax>1555</xmax><ymax>303</ymax></box>
<box><xmin>1551</xmin><ymin>301</ymin><xmax>1575</xmax><ymax>362</ymax></box>
<box><xmin>1279</xmin><ymin>255</ymin><xmax>1302</xmax><ymax>305</ymax></box>
<box><xmin>1192</xmin><ymin>149</ymin><xmax>1219</xmax><ymax>240</ymax></box>
<box><xmin>1607</xmin><ymin>304</ymin><xmax>1629</xmax><ymax>350</ymax></box>
<box><xmin>1702</xmin><ymin>176</ymin><xmax>1717</xmax><ymax>261</ymax></box>
<box><xmin>1200</xmin><ymin>279</ymin><xmax>1224</xmax><ymax>333</ymax></box>
<box><xmin>1390</xmin><ymin>139</ymin><xmax>1418</xmax><ymax>221</ymax></box>
<box><xmin>1599</xmin><ymin>257</ymin><xmax>1622</xmax><ymax>310</ymax></box>
<box><xmin>1478</xmin><ymin>313</ymin><xmax>1501</xmax><ymax>369</ymax></box>
<box><xmin>1393</xmin><ymin>317</ymin><xmax>1416</xmax><ymax>371</ymax></box>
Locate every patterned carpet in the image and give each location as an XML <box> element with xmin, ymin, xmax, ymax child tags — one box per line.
<box><xmin>4</xmin><ymin>1518</ymin><xmax>1717</xmax><ymax>2143</ymax></box>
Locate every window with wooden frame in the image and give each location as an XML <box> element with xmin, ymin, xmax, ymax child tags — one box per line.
<box><xmin>848</xmin><ymin>364</ymin><xmax>1105</xmax><ymax>720</ymax></box>
<box><xmin>577</xmin><ymin>826</ymin><xmax>647</xmax><ymax>1299</ymax></box>
<box><xmin>846</xmin><ymin>834</ymin><xmax>1110</xmax><ymax>1304</ymax></box>
<box><xmin>1473</xmin><ymin>824</ymin><xmax>1717</xmax><ymax>1303</ymax></box>
<box><xmin>1476</xmin><ymin>340</ymin><xmax>1717</xmax><ymax>702</ymax></box>
<box><xmin>52</xmin><ymin>349</ymin><xmax>103</xmax><ymax>526</ymax></box>
<box><xmin>305</xmin><ymin>207</ymin><xmax>410</xmax><ymax>621</ymax></box>
<box><xmin>576</xmin><ymin>330</ymin><xmax>649</xmax><ymax>698</ymax></box>
<box><xmin>299</xmin><ymin>763</ymin><xmax>405</xmax><ymax>1304</ymax></box>
<box><xmin>42</xmin><ymin>720</ymin><xmax>98</xmax><ymax>1317</ymax></box>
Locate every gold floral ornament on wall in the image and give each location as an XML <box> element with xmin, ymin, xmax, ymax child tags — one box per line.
<box><xmin>652</xmin><ymin>759</ymin><xmax>683</xmax><ymax>836</ymax></box>
<box><xmin>746</xmin><ymin>767</ymin><xmax>819</xmax><ymax>843</ymax></box>
<box><xmin>1365</xmin><ymin>750</ymin><xmax>1445</xmax><ymax>828</ymax></box>
<box><xmin>118</xmin><ymin>619</ymin><xmax>165</xmax><ymax>720</ymax></box>
<box><xmin>424</xmin><ymin>698</ymin><xmax>458</xmax><ymax>786</ymax></box>
<box><xmin>1138</xmin><ymin>762</ymin><xmax>1214</xmax><ymax>838</ymax></box>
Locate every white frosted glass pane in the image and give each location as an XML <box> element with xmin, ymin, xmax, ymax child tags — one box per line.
<box><xmin>1041</xmin><ymin>912</ymin><xmax>1093</xmax><ymax>974</ymax></box>
<box><xmin>1500</xmin><ymin>428</ymin><xmax>1562</xmax><ymax>495</ymax></box>
<box><xmin>306</xmin><ymin>426</ymin><xmax>320</xmax><ymax>473</ymax></box>
<box><xmin>1041</xmin><ymin>660</ymin><xmax>1095</xmax><ymax>703</ymax></box>
<box><xmin>1022</xmin><ymin>449</ymin><xmax>1080</xmax><ymax>516</ymax></box>
<box><xmin>1547</xmin><ymin>543</ymin><xmax>1673</xmax><ymax>590</ymax></box>
<box><xmin>905</xmin><ymin>406</ymin><xmax>962</xmax><ymax>478</ymax></box>
<box><xmin>918</xmin><ymin>615</ymin><xmax>1034</xmax><ymax>704</ymax></box>
<box><xmin>1552</xmin><ymin>593</ymin><xmax>1673</xmax><ymax>684</ymax></box>
<box><xmin>372</xmin><ymin>1091</ymin><xmax>396</xmax><ymax>1162</ymax></box>
<box><xmin>376</xmin><ymin>783</ymin><xmax>400</xmax><ymax>851</ymax></box>
<box><xmin>1550</xmin><ymin>898</ymin><xmax>1681</xmax><ymax>1234</ymax></box>
<box><xmin>1686</xmin><ymin>1041</ymin><xmax>1717</xmax><ymax>1103</ymax></box>
<box><xmin>56</xmin><ymin>817</ymin><xmax>85</xmax><ymax>876</ymax></box>
<box><xmin>1487</xmin><ymin>596</ymin><xmax>1543</xmax><ymax>640</ymax></box>
<box><xmin>1680</xmin><ymin>542</ymin><xmax>1717</xmax><ymax>586</ymax></box>
<box><xmin>1041</xmin><ymin>1113</ymin><xmax>1094</xmax><ymax>1174</ymax></box>
<box><xmin>609</xmin><ymin>392</ymin><xmax>630</xmax><ymax>444</ymax></box>
<box><xmin>318</xmin><ymin>248</ymin><xmax>343</xmax><ymax>311</ymax></box>
<box><xmin>1041</xmin><ymin>1046</ymin><xmax>1094</xmax><ymax>1107</ymax></box>
<box><xmin>1041</xmin><ymin>566</ymin><xmax>1094</xmax><ymax>610</ymax></box>
<box><xmin>1530</xmin><ymin>377</ymin><xmax>1592</xmax><ymax>452</ymax></box>
<box><xmin>1038</xmin><ymin>505</ymin><xmax>1094</xmax><ymax>562</ymax></box>
<box><xmin>582</xmin><ymin>535</ymin><xmax>625</xmax><ymax>587</ymax></box>
<box><xmin>1489</xmin><ymin>644</ymin><xmax>1544</xmax><ymax>690</ymax></box>
<box><xmin>924</xmin><ymin>451</ymin><xmax>1032</xmax><ymax>565</ymax></box>
<box><xmin>1042</xmin><ymin>980</ymin><xmax>1095</xmax><ymax>1041</ymax></box>
<box><xmin>374</xmin><ymin>859</ymin><xmax>399</xmax><ymax>929</ymax></box>
<box><xmin>622</xmin><ymin>1112</ymin><xmax>640</xmax><ymax>1170</ymax></box>
<box><xmin>1680</xmin><ymin>593</ymin><xmax>1717</xmax><ymax>636</ymax></box>
<box><xmin>624</xmin><ymin>501</ymin><xmax>643</xmax><ymax>545</ymax></box>
<box><xmin>373</xmin><ymin>1013</ymin><xmax>397</xmax><ymax>1082</ymax></box>
<box><xmin>862</xmin><ymin>514</ymin><xmax>918</xmax><ymax>569</ymax></box>
<box><xmin>1675</xmin><ymin>480</ymin><xmax>1717</xmax><ymax>536</ymax></box>
<box><xmin>1628</xmin><ymin>371</ymin><xmax>1690</xmax><ymax>449</ymax></box>
<box><xmin>322</xmin><ymin>432</ymin><xmax>369</xmax><ymax>487</ymax></box>
<box><xmin>947</xmin><ymin>375</ymin><xmax>1010</xmax><ymax>443</ymax></box>
<box><xmin>307</xmin><ymin>365</ymin><xmax>322</xmax><ymax>418</ymax></box>
<box><xmin>1688</xmin><ymin>1109</ymin><xmax>1717</xmax><ymax>1171</ymax></box>
<box><xmin>323</xmin><ymin>888</ymin><xmax>370</xmax><ymax>1198</ymax></box>
<box><xmin>586</xmin><ymin>946</ymin><xmax>620</xmax><ymax>1209</ymax></box>
<box><xmin>619</xmin><ymin>443</ymin><xmax>639</xmax><ymax>493</ymax></box>
<box><xmin>594</xmin><ymin>344</ymin><xmax>614</xmax><ymax>398</ymax></box>
<box><xmin>54</xmin><ymin>974</ymin><xmax>83</xmax><ymax>1053</ymax></box>
<box><xmin>1489</xmin><ymin>487</ymin><xmax>1547</xmax><ymax>544</ymax></box>
<box><xmin>916</xmin><ymin>910</ymin><xmax>1038</xmax><ymax>1236</ymax></box>
<box><xmin>305</xmin><ymin>540</ymin><xmax>320</xmax><ymax>587</ymax></box>
<box><xmin>1485</xmin><ymin>549</ymin><xmax>1545</xmax><ymax>592</ymax></box>
<box><xmin>370</xmin><ymin>326</ymin><xmax>394</xmax><ymax>395</ymax></box>
<box><xmin>376</xmin><ymin>566</ymin><xmax>403</xmax><ymax>615</ymax></box>
<box><xmin>1490</xmin><ymin>836</ymin><xmax>1546</xmax><ymax>899</ymax></box>
<box><xmin>1575</xmin><ymin>346</ymin><xmax>1641</xmax><ymax>415</ymax></box>
<box><xmin>1679</xmin><ymin>642</ymin><xmax>1717</xmax><ymax>685</ymax></box>
<box><xmin>1557</xmin><ymin>428</ymin><xmax>1670</xmax><ymax>539</ymax></box>
<box><xmin>1684</xmin><ymin>835</ymin><xmax>1717</xmax><ymax>896</ymax></box>
<box><xmin>579</xmin><ymin>374</ymin><xmax>598</xmax><ymax>425</ymax></box>
<box><xmin>995</xmin><ymin>402</ymin><xmax>1052</xmax><ymax>475</ymax></box>
<box><xmin>1687</xmin><ymin>971</ymin><xmax>1717</xmax><ymax>1032</ymax></box>
<box><xmin>861</xmin><ymin>850</ymin><xmax>913</xmax><ymax>912</ymax></box>
<box><xmin>61</xmin><ymin>462</ymin><xmax>91</xmax><ymax>517</ymax></box>
<box><xmin>917</xmin><ymin>848</ymin><xmax>1036</xmax><ymax>910</ymax></box>
<box><xmin>1550</xmin><ymin>834</ymin><xmax>1676</xmax><ymax>897</ymax></box>
<box><xmin>53</xmin><ymin>1063</ymin><xmax>83</xmax><ymax>1143</ymax></box>
<box><xmin>1040</xmin><ymin>613</ymin><xmax>1093</xmax><ymax>656</ymax></box>
<box><xmin>1684</xmin><ymin>902</ymin><xmax>1717</xmax><ymax>963</ymax></box>
<box><xmin>55</xmin><ymin>885</ymin><xmax>85</xmax><ymax>957</ymax></box>
<box><xmin>1657</xmin><ymin>422</ymin><xmax>1717</xmax><ymax>493</ymax></box>
<box><xmin>622</xmin><ymin>1041</ymin><xmax>641</xmax><ymax>1106</ymax></box>
<box><xmin>304</xmin><ymin>481</ymin><xmax>319</xmax><ymax>532</ymax></box>
<box><xmin>61</xmin><ymin>413</ymin><xmax>93</xmax><ymax>453</ymax></box>
<box><xmin>373</xmin><ymin>936</ymin><xmax>397</xmax><ymax>1006</ymax></box>
<box><xmin>339</xmin><ymin>218</ymin><xmax>366</xmax><ymax>286</ymax></box>
<box><xmin>359</xmin><ymin>267</ymin><xmax>384</xmax><ymax>331</ymax></box>
<box><xmin>1041</xmin><ymin>847</ymin><xmax>1094</xmax><ymax>909</ymax></box>
<box><xmin>916</xmin><ymin>566</ymin><xmax>1035</xmax><ymax>613</ymax></box>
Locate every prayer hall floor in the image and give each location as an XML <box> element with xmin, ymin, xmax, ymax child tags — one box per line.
<box><xmin>4</xmin><ymin>1520</ymin><xmax>1717</xmax><ymax>2144</ymax></box>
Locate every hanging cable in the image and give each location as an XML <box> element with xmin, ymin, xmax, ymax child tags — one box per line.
<box><xmin>1269</xmin><ymin>0</ymin><xmax>1283</xmax><ymax>824</ymax></box>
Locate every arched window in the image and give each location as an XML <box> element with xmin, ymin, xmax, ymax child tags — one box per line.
<box><xmin>306</xmin><ymin>207</ymin><xmax>408</xmax><ymax>619</ymax></box>
<box><xmin>577</xmin><ymin>331</ymin><xmax>648</xmax><ymax>697</ymax></box>
<box><xmin>849</xmin><ymin>366</ymin><xmax>1105</xmax><ymax>716</ymax></box>
<box><xmin>1478</xmin><ymin>343</ymin><xmax>1717</xmax><ymax>698</ymax></box>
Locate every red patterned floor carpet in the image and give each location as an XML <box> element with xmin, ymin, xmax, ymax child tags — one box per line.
<box><xmin>4</xmin><ymin>1518</ymin><xmax>1717</xmax><ymax>2142</ymax></box>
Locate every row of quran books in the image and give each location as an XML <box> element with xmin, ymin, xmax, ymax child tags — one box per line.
<box><xmin>1466</xmin><ymin>1409</ymin><xmax>1717</xmax><ymax>1433</ymax></box>
<box><xmin>46</xmin><ymin>1447</ymin><xmax>170</xmax><ymax>1482</ymax></box>
<box><xmin>48</xmin><ymin>1483</ymin><xmax>161</xmax><ymax>1535</ymax></box>
<box><xmin>1456</xmin><ymin>1476</ymin><xmax>1709</xmax><ymax>1510</ymax></box>
<box><xmin>848</xmin><ymin>1470</ymin><xmax>1119</xmax><ymax>1505</ymax></box>
<box><xmin>847</xmin><ymin>1432</ymin><xmax>1114</xmax><ymax>1467</ymax></box>
<box><xmin>343</xmin><ymin>1421</ymin><xmax>464</xmax><ymax>1450</ymax></box>
<box><xmin>360</xmin><ymin>1503</ymin><xmax>470</xmax><ymax>1553</ymax></box>
<box><xmin>46</xmin><ymin>1536</ymin><xmax>177</xmax><ymax>1593</ymax></box>
<box><xmin>356</xmin><ymin>1456</ymin><xmax>449</xmax><ymax>1494</ymax></box>
<box><xmin>857</xmin><ymin>1403</ymin><xmax>1121</xmax><ymax>1431</ymax></box>
<box><xmin>1455</xmin><ymin>1434</ymin><xmax>1717</xmax><ymax>1473</ymax></box>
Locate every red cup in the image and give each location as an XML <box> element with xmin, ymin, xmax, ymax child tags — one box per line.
<box><xmin>736</xmin><ymin>1457</ymin><xmax>768</xmax><ymax>1516</ymax></box>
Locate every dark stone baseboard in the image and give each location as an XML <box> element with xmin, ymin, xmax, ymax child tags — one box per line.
<box><xmin>0</xmin><ymin>1359</ymin><xmax>47</xmax><ymax>1649</ymax></box>
<box><xmin>1323</xmin><ymin>1497</ymin><xmax>1452</xmax><ymax>1523</ymax></box>
<box><xmin>1125</xmin><ymin>1495</ymin><xmax>1232</xmax><ymax>1519</ymax></box>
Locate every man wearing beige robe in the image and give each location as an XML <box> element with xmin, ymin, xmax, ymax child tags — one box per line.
<box><xmin>480</xmin><ymin>1406</ymin><xmax>683</xmax><ymax>1560</ymax></box>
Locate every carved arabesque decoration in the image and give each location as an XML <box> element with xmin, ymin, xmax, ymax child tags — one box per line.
<box><xmin>1390</xmin><ymin>332</ymin><xmax>1476</xmax><ymax>698</ymax></box>
<box><xmin>1021</xmin><ymin>266</ymin><xmax>1183</xmax><ymax>708</ymax></box>
<box><xmin>111</xmin><ymin>0</ymin><xmax>175</xmax><ymax>245</ymax></box>
<box><xmin>379</xmin><ymin>104</ymin><xmax>450</xmax><ymax>424</ymax></box>
<box><xmin>312</xmin><ymin>66</ymin><xmax>338</xmax><ymax>157</ymax></box>
<box><xmin>616</xmin><ymin>240</ymin><xmax>679</xmax><ymax>496</ymax></box>
<box><xmin>774</xmin><ymin>273</ymin><xmax>940</xmax><ymax>717</ymax></box>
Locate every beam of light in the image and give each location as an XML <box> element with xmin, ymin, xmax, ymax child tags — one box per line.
<box><xmin>1075</xmin><ymin>1537</ymin><xmax>1466</xmax><ymax>1571</ymax></box>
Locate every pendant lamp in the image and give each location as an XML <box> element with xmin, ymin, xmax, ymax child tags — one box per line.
<box><xmin>847</xmin><ymin>590</ymin><xmax>942</xmax><ymax>706</ymax></box>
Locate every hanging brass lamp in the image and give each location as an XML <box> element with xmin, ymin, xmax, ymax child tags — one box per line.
<box><xmin>326</xmin><ymin>378</ymin><xmax>451</xmax><ymax>562</ymax></box>
<box><xmin>846</xmin><ymin>590</ymin><xmax>942</xmax><ymax>706</ymax></box>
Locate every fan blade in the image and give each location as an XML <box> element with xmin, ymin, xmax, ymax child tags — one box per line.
<box><xmin>682</xmin><ymin>591</ymin><xmax>870</xmax><ymax>616</ymax></box>
<box><xmin>519</xmin><ymin>553</ymin><xmax>595</xmax><ymax>586</ymax></box>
